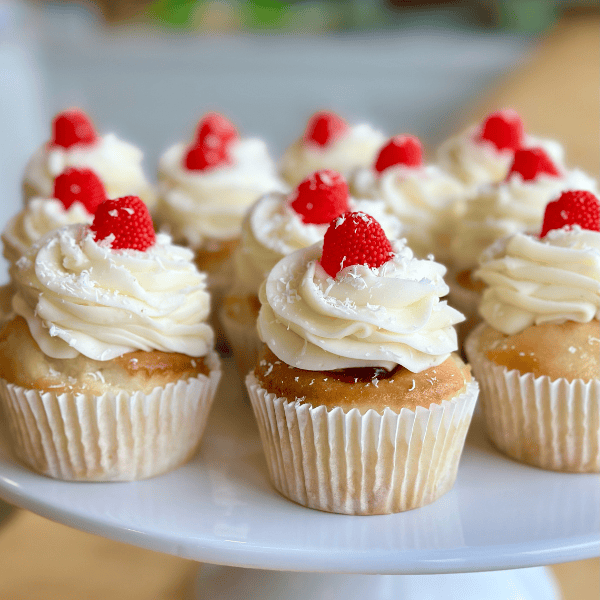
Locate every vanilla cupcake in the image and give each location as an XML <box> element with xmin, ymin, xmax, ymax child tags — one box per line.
<box><xmin>155</xmin><ymin>112</ymin><xmax>285</xmax><ymax>310</ymax></box>
<box><xmin>222</xmin><ymin>171</ymin><xmax>402</xmax><ymax>377</ymax></box>
<box><xmin>23</xmin><ymin>109</ymin><xmax>156</xmax><ymax>210</ymax></box>
<box><xmin>351</xmin><ymin>134</ymin><xmax>465</xmax><ymax>263</ymax></box>
<box><xmin>448</xmin><ymin>147</ymin><xmax>598</xmax><ymax>336</ymax></box>
<box><xmin>465</xmin><ymin>191</ymin><xmax>600</xmax><ymax>472</ymax></box>
<box><xmin>246</xmin><ymin>212</ymin><xmax>478</xmax><ymax>514</ymax></box>
<box><xmin>279</xmin><ymin>111</ymin><xmax>386</xmax><ymax>188</ymax></box>
<box><xmin>0</xmin><ymin>196</ymin><xmax>221</xmax><ymax>481</ymax></box>
<box><xmin>437</xmin><ymin>109</ymin><xmax>564</xmax><ymax>190</ymax></box>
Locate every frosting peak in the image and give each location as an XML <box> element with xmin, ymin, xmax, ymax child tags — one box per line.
<box><xmin>475</xmin><ymin>227</ymin><xmax>600</xmax><ymax>334</ymax></box>
<box><xmin>12</xmin><ymin>226</ymin><xmax>213</xmax><ymax>361</ymax></box>
<box><xmin>257</xmin><ymin>241</ymin><xmax>464</xmax><ymax>373</ymax></box>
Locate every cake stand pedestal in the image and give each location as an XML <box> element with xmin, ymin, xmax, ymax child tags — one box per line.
<box><xmin>194</xmin><ymin>564</ymin><xmax>558</xmax><ymax>600</ymax></box>
<box><xmin>0</xmin><ymin>361</ymin><xmax>597</xmax><ymax>600</ymax></box>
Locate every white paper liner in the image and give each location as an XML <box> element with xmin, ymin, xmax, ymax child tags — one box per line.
<box><xmin>465</xmin><ymin>323</ymin><xmax>600</xmax><ymax>473</ymax></box>
<box><xmin>246</xmin><ymin>372</ymin><xmax>479</xmax><ymax>515</ymax></box>
<box><xmin>0</xmin><ymin>354</ymin><xmax>222</xmax><ymax>481</ymax></box>
<box><xmin>219</xmin><ymin>306</ymin><xmax>262</xmax><ymax>381</ymax></box>
<box><xmin>447</xmin><ymin>270</ymin><xmax>482</xmax><ymax>346</ymax></box>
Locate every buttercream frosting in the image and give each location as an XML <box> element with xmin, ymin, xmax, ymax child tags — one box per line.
<box><xmin>280</xmin><ymin>123</ymin><xmax>386</xmax><ymax>187</ymax></box>
<box><xmin>257</xmin><ymin>240</ymin><xmax>464</xmax><ymax>373</ymax></box>
<box><xmin>156</xmin><ymin>138</ymin><xmax>285</xmax><ymax>248</ymax></box>
<box><xmin>437</xmin><ymin>125</ymin><xmax>565</xmax><ymax>189</ymax></box>
<box><xmin>475</xmin><ymin>227</ymin><xmax>600</xmax><ymax>335</ymax></box>
<box><xmin>12</xmin><ymin>225</ymin><xmax>213</xmax><ymax>361</ymax></box>
<box><xmin>23</xmin><ymin>134</ymin><xmax>156</xmax><ymax>209</ymax></box>
<box><xmin>232</xmin><ymin>192</ymin><xmax>403</xmax><ymax>296</ymax></box>
<box><xmin>2</xmin><ymin>198</ymin><xmax>92</xmax><ymax>267</ymax></box>
<box><xmin>450</xmin><ymin>168</ymin><xmax>598</xmax><ymax>271</ymax></box>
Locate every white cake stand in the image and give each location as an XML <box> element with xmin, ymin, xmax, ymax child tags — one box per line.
<box><xmin>0</xmin><ymin>360</ymin><xmax>597</xmax><ymax>600</ymax></box>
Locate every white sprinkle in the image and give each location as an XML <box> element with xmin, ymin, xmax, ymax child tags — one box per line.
<box><xmin>408</xmin><ymin>379</ymin><xmax>416</xmax><ymax>391</ymax></box>
<box><xmin>568</xmin><ymin>346</ymin><xmax>577</xmax><ymax>354</ymax></box>
<box><xmin>264</xmin><ymin>363</ymin><xmax>274</xmax><ymax>376</ymax></box>
<box><xmin>108</xmin><ymin>209</ymin><xmax>119</xmax><ymax>217</ymax></box>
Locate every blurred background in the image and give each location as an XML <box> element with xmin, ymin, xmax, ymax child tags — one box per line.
<box><xmin>0</xmin><ymin>1</ymin><xmax>598</xmax><ymax>598</ymax></box>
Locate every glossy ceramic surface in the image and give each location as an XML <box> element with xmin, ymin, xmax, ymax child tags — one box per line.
<box><xmin>0</xmin><ymin>360</ymin><xmax>598</xmax><ymax>575</ymax></box>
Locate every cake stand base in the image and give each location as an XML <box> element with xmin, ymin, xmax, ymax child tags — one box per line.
<box><xmin>195</xmin><ymin>564</ymin><xmax>560</xmax><ymax>600</ymax></box>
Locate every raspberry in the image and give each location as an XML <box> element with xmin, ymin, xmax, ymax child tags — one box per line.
<box><xmin>540</xmin><ymin>190</ymin><xmax>600</xmax><ymax>237</ymax></box>
<box><xmin>195</xmin><ymin>112</ymin><xmax>239</xmax><ymax>146</ymax></box>
<box><xmin>52</xmin><ymin>167</ymin><xmax>107</xmax><ymax>215</ymax></box>
<box><xmin>184</xmin><ymin>140</ymin><xmax>231</xmax><ymax>171</ymax></box>
<box><xmin>507</xmin><ymin>147</ymin><xmax>560</xmax><ymax>182</ymax></box>
<box><xmin>90</xmin><ymin>196</ymin><xmax>155</xmax><ymax>251</ymax></box>
<box><xmin>289</xmin><ymin>170</ymin><xmax>350</xmax><ymax>224</ymax></box>
<box><xmin>374</xmin><ymin>135</ymin><xmax>422</xmax><ymax>173</ymax></box>
<box><xmin>304</xmin><ymin>111</ymin><xmax>348</xmax><ymax>147</ymax></box>
<box><xmin>479</xmin><ymin>109</ymin><xmax>524</xmax><ymax>151</ymax></box>
<box><xmin>320</xmin><ymin>211</ymin><xmax>393</xmax><ymax>278</ymax></box>
<box><xmin>51</xmin><ymin>109</ymin><xmax>98</xmax><ymax>149</ymax></box>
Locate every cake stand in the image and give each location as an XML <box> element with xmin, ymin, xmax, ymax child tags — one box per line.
<box><xmin>0</xmin><ymin>360</ymin><xmax>597</xmax><ymax>600</ymax></box>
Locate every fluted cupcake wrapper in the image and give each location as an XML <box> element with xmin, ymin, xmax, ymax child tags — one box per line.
<box><xmin>0</xmin><ymin>355</ymin><xmax>222</xmax><ymax>481</ymax></box>
<box><xmin>465</xmin><ymin>323</ymin><xmax>600</xmax><ymax>473</ymax></box>
<box><xmin>246</xmin><ymin>372</ymin><xmax>479</xmax><ymax>515</ymax></box>
<box><xmin>219</xmin><ymin>307</ymin><xmax>262</xmax><ymax>382</ymax></box>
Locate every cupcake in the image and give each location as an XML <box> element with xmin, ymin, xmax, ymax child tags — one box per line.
<box><xmin>351</xmin><ymin>134</ymin><xmax>465</xmax><ymax>263</ymax></box>
<box><xmin>222</xmin><ymin>170</ymin><xmax>402</xmax><ymax>377</ymax></box>
<box><xmin>0</xmin><ymin>196</ymin><xmax>221</xmax><ymax>481</ymax></box>
<box><xmin>448</xmin><ymin>147</ymin><xmax>598</xmax><ymax>336</ymax></box>
<box><xmin>437</xmin><ymin>109</ymin><xmax>564</xmax><ymax>189</ymax></box>
<box><xmin>22</xmin><ymin>109</ymin><xmax>156</xmax><ymax>210</ymax></box>
<box><xmin>279</xmin><ymin>111</ymin><xmax>386</xmax><ymax>188</ymax></box>
<box><xmin>155</xmin><ymin>112</ymin><xmax>285</xmax><ymax>311</ymax></box>
<box><xmin>246</xmin><ymin>212</ymin><xmax>478</xmax><ymax>514</ymax></box>
<box><xmin>465</xmin><ymin>190</ymin><xmax>600</xmax><ymax>472</ymax></box>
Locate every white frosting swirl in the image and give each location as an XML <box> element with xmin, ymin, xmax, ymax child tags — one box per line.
<box><xmin>2</xmin><ymin>198</ymin><xmax>92</xmax><ymax>267</ymax></box>
<box><xmin>437</xmin><ymin>125</ymin><xmax>565</xmax><ymax>188</ymax></box>
<box><xmin>351</xmin><ymin>164</ymin><xmax>466</xmax><ymax>261</ymax></box>
<box><xmin>12</xmin><ymin>225</ymin><xmax>213</xmax><ymax>361</ymax></box>
<box><xmin>450</xmin><ymin>169</ymin><xmax>598</xmax><ymax>271</ymax></box>
<box><xmin>257</xmin><ymin>240</ymin><xmax>464</xmax><ymax>373</ymax></box>
<box><xmin>23</xmin><ymin>134</ymin><xmax>156</xmax><ymax>209</ymax></box>
<box><xmin>279</xmin><ymin>123</ymin><xmax>386</xmax><ymax>187</ymax></box>
<box><xmin>156</xmin><ymin>138</ymin><xmax>285</xmax><ymax>248</ymax></box>
<box><xmin>232</xmin><ymin>192</ymin><xmax>403</xmax><ymax>296</ymax></box>
<box><xmin>475</xmin><ymin>227</ymin><xmax>600</xmax><ymax>335</ymax></box>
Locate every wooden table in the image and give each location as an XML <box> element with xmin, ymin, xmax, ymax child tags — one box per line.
<box><xmin>0</xmin><ymin>14</ymin><xmax>598</xmax><ymax>600</ymax></box>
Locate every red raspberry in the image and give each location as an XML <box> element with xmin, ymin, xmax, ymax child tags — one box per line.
<box><xmin>90</xmin><ymin>196</ymin><xmax>155</xmax><ymax>251</ymax></box>
<box><xmin>374</xmin><ymin>135</ymin><xmax>423</xmax><ymax>173</ymax></box>
<box><xmin>195</xmin><ymin>112</ymin><xmax>239</xmax><ymax>145</ymax></box>
<box><xmin>507</xmin><ymin>147</ymin><xmax>560</xmax><ymax>182</ymax></box>
<box><xmin>320</xmin><ymin>211</ymin><xmax>393</xmax><ymax>278</ymax></box>
<box><xmin>51</xmin><ymin>109</ymin><xmax>98</xmax><ymax>149</ymax></box>
<box><xmin>184</xmin><ymin>139</ymin><xmax>232</xmax><ymax>171</ymax></box>
<box><xmin>540</xmin><ymin>190</ymin><xmax>600</xmax><ymax>237</ymax></box>
<box><xmin>52</xmin><ymin>167</ymin><xmax>107</xmax><ymax>215</ymax></box>
<box><xmin>479</xmin><ymin>109</ymin><xmax>524</xmax><ymax>151</ymax></box>
<box><xmin>304</xmin><ymin>111</ymin><xmax>348</xmax><ymax>147</ymax></box>
<box><xmin>289</xmin><ymin>170</ymin><xmax>350</xmax><ymax>225</ymax></box>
